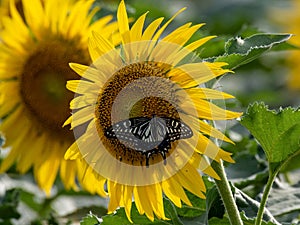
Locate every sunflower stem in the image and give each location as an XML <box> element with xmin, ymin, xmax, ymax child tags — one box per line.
<box><xmin>211</xmin><ymin>160</ymin><xmax>243</xmax><ymax>225</ymax></box>
<box><xmin>254</xmin><ymin>170</ymin><xmax>276</xmax><ymax>225</ymax></box>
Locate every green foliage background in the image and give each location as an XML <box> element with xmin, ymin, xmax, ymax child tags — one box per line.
<box><xmin>1</xmin><ymin>0</ymin><xmax>299</xmax><ymax>224</ymax></box>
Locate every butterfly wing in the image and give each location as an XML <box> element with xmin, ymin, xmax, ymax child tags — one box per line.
<box><xmin>105</xmin><ymin>116</ymin><xmax>193</xmax><ymax>162</ymax></box>
<box><xmin>105</xmin><ymin>117</ymin><xmax>154</xmax><ymax>151</ymax></box>
<box><xmin>162</xmin><ymin>117</ymin><xmax>193</xmax><ymax>141</ymax></box>
<box><xmin>105</xmin><ymin>119</ymin><xmax>139</xmax><ymax>143</ymax></box>
<box><xmin>128</xmin><ymin>117</ymin><xmax>151</xmax><ymax>140</ymax></box>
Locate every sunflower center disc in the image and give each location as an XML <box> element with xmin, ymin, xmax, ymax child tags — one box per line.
<box><xmin>95</xmin><ymin>62</ymin><xmax>184</xmax><ymax>166</ymax></box>
<box><xmin>20</xmin><ymin>38</ymin><xmax>89</xmax><ymax>138</ymax></box>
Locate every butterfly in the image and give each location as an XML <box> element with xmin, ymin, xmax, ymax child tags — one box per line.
<box><xmin>104</xmin><ymin>115</ymin><xmax>193</xmax><ymax>166</ymax></box>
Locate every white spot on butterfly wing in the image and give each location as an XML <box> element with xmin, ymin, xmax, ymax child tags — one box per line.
<box><xmin>104</xmin><ymin>116</ymin><xmax>193</xmax><ymax>163</ymax></box>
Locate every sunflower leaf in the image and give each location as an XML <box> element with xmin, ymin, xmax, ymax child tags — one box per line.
<box><xmin>80</xmin><ymin>213</ymin><xmax>101</xmax><ymax>225</ymax></box>
<box><xmin>224</xmin><ymin>33</ymin><xmax>292</xmax><ymax>54</ymax></box>
<box><xmin>234</xmin><ymin>187</ymin><xmax>280</xmax><ymax>224</ymax></box>
<box><xmin>211</xmin><ymin>33</ymin><xmax>292</xmax><ymax>69</ymax></box>
<box><xmin>208</xmin><ymin>212</ymin><xmax>278</xmax><ymax>225</ymax></box>
<box><xmin>100</xmin><ymin>200</ymin><xmax>183</xmax><ymax>225</ymax></box>
<box><xmin>206</xmin><ymin>185</ymin><xmax>225</xmax><ymax>219</ymax></box>
<box><xmin>0</xmin><ymin>189</ymin><xmax>21</xmax><ymax>221</ymax></box>
<box><xmin>267</xmin><ymin>184</ymin><xmax>300</xmax><ymax>223</ymax></box>
<box><xmin>240</xmin><ymin>102</ymin><xmax>300</xmax><ymax>171</ymax></box>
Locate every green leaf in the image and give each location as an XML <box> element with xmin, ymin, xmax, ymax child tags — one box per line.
<box><xmin>234</xmin><ymin>188</ymin><xmax>280</xmax><ymax>224</ymax></box>
<box><xmin>208</xmin><ymin>212</ymin><xmax>279</xmax><ymax>225</ymax></box>
<box><xmin>100</xmin><ymin>199</ymin><xmax>183</xmax><ymax>225</ymax></box>
<box><xmin>211</xmin><ymin>33</ymin><xmax>292</xmax><ymax>69</ymax></box>
<box><xmin>206</xmin><ymin>186</ymin><xmax>225</xmax><ymax>220</ymax></box>
<box><xmin>280</xmin><ymin>153</ymin><xmax>300</xmax><ymax>172</ymax></box>
<box><xmin>225</xmin><ymin>33</ymin><xmax>292</xmax><ymax>54</ymax></box>
<box><xmin>0</xmin><ymin>189</ymin><xmax>20</xmax><ymax>222</ymax></box>
<box><xmin>176</xmin><ymin>188</ymin><xmax>221</xmax><ymax>225</ymax></box>
<box><xmin>80</xmin><ymin>213</ymin><xmax>101</xmax><ymax>225</ymax></box>
<box><xmin>267</xmin><ymin>185</ymin><xmax>300</xmax><ymax>223</ymax></box>
<box><xmin>240</xmin><ymin>102</ymin><xmax>300</xmax><ymax>164</ymax></box>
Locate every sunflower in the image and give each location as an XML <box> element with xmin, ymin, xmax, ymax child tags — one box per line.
<box><xmin>287</xmin><ymin>0</ymin><xmax>300</xmax><ymax>91</ymax></box>
<box><xmin>65</xmin><ymin>0</ymin><xmax>242</xmax><ymax>221</ymax></box>
<box><xmin>0</xmin><ymin>0</ymin><xmax>118</xmax><ymax>195</ymax></box>
<box><xmin>0</xmin><ymin>0</ymin><xmax>11</xmax><ymax>25</ymax></box>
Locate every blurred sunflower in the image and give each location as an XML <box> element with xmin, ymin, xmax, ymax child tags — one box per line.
<box><xmin>65</xmin><ymin>0</ymin><xmax>241</xmax><ymax>222</ymax></box>
<box><xmin>0</xmin><ymin>0</ymin><xmax>11</xmax><ymax>21</ymax></box>
<box><xmin>287</xmin><ymin>0</ymin><xmax>300</xmax><ymax>91</ymax></box>
<box><xmin>0</xmin><ymin>0</ymin><xmax>118</xmax><ymax>195</ymax></box>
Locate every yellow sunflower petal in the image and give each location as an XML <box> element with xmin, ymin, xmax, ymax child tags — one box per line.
<box><xmin>76</xmin><ymin>160</ymin><xmax>107</xmax><ymax>197</ymax></box>
<box><xmin>69</xmin><ymin>63</ymin><xmax>105</xmax><ymax>85</ymax></box>
<box><xmin>34</xmin><ymin>143</ymin><xmax>61</xmax><ymax>195</ymax></box>
<box><xmin>107</xmin><ymin>181</ymin><xmax>122</xmax><ymax>213</ymax></box>
<box><xmin>70</xmin><ymin>106</ymin><xmax>94</xmax><ymax>128</ymax></box>
<box><xmin>184</xmin><ymin>87</ymin><xmax>235</xmax><ymax>100</ymax></box>
<box><xmin>16</xmin><ymin>132</ymin><xmax>46</xmax><ymax>174</ymax></box>
<box><xmin>130</xmin><ymin>12</ymin><xmax>148</xmax><ymax>42</ymax></box>
<box><xmin>141</xmin><ymin>17</ymin><xmax>164</xmax><ymax>40</ymax></box>
<box><xmin>123</xmin><ymin>185</ymin><xmax>134</xmax><ymax>223</ymax></box>
<box><xmin>64</xmin><ymin>141</ymin><xmax>81</xmax><ymax>160</ymax></box>
<box><xmin>22</xmin><ymin>0</ymin><xmax>45</xmax><ymax>38</ymax></box>
<box><xmin>66</xmin><ymin>80</ymin><xmax>98</xmax><ymax>94</ymax></box>
<box><xmin>169</xmin><ymin>63</ymin><xmax>219</xmax><ymax>88</ymax></box>
<box><xmin>0</xmin><ymin>81</ymin><xmax>20</xmax><ymax>117</ymax></box>
<box><xmin>198</xmin><ymin>119</ymin><xmax>234</xmax><ymax>144</ymax></box>
<box><xmin>91</xmin><ymin>31</ymin><xmax>116</xmax><ymax>56</ymax></box>
<box><xmin>0</xmin><ymin>119</ymin><xmax>31</xmax><ymax>172</ymax></box>
<box><xmin>163</xmin><ymin>24</ymin><xmax>204</xmax><ymax>46</ymax></box>
<box><xmin>163</xmin><ymin>176</ymin><xmax>192</xmax><ymax>206</ymax></box>
<box><xmin>146</xmin><ymin>184</ymin><xmax>166</xmax><ymax>220</ymax></box>
<box><xmin>161</xmin><ymin>180</ymin><xmax>182</xmax><ymax>208</ymax></box>
<box><xmin>195</xmin><ymin>134</ymin><xmax>235</xmax><ymax>163</ymax></box>
<box><xmin>190</xmin><ymin>153</ymin><xmax>220</xmax><ymax>180</ymax></box>
<box><xmin>134</xmin><ymin>186</ymin><xmax>154</xmax><ymax>221</ymax></box>
<box><xmin>181</xmin><ymin>163</ymin><xmax>206</xmax><ymax>194</ymax></box>
<box><xmin>171</xmin><ymin>35</ymin><xmax>216</xmax><ymax>66</ymax></box>
<box><xmin>185</xmin><ymin>35</ymin><xmax>216</xmax><ymax>52</ymax></box>
<box><xmin>70</xmin><ymin>95</ymin><xmax>95</xmax><ymax>110</ymax></box>
<box><xmin>60</xmin><ymin>158</ymin><xmax>78</xmax><ymax>190</ymax></box>
<box><xmin>205</xmin><ymin>61</ymin><xmax>232</xmax><ymax>76</ymax></box>
<box><xmin>117</xmin><ymin>0</ymin><xmax>130</xmax><ymax>43</ymax></box>
<box><xmin>182</xmin><ymin>98</ymin><xmax>242</xmax><ymax>120</ymax></box>
<box><xmin>152</xmin><ymin>7</ymin><xmax>186</xmax><ymax>41</ymax></box>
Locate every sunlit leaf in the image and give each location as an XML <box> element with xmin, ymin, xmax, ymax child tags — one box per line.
<box><xmin>241</xmin><ymin>102</ymin><xmax>300</xmax><ymax>167</ymax></box>
<box><xmin>209</xmin><ymin>33</ymin><xmax>292</xmax><ymax>69</ymax></box>
<box><xmin>225</xmin><ymin>33</ymin><xmax>292</xmax><ymax>54</ymax></box>
<box><xmin>80</xmin><ymin>213</ymin><xmax>101</xmax><ymax>225</ymax></box>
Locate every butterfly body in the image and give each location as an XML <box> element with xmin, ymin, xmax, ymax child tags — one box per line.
<box><xmin>105</xmin><ymin>115</ymin><xmax>193</xmax><ymax>166</ymax></box>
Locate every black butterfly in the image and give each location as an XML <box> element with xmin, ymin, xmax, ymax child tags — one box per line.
<box><xmin>104</xmin><ymin>115</ymin><xmax>193</xmax><ymax>166</ymax></box>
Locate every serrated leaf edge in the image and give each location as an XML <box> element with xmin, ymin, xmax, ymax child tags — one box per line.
<box><xmin>225</xmin><ymin>33</ymin><xmax>292</xmax><ymax>55</ymax></box>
